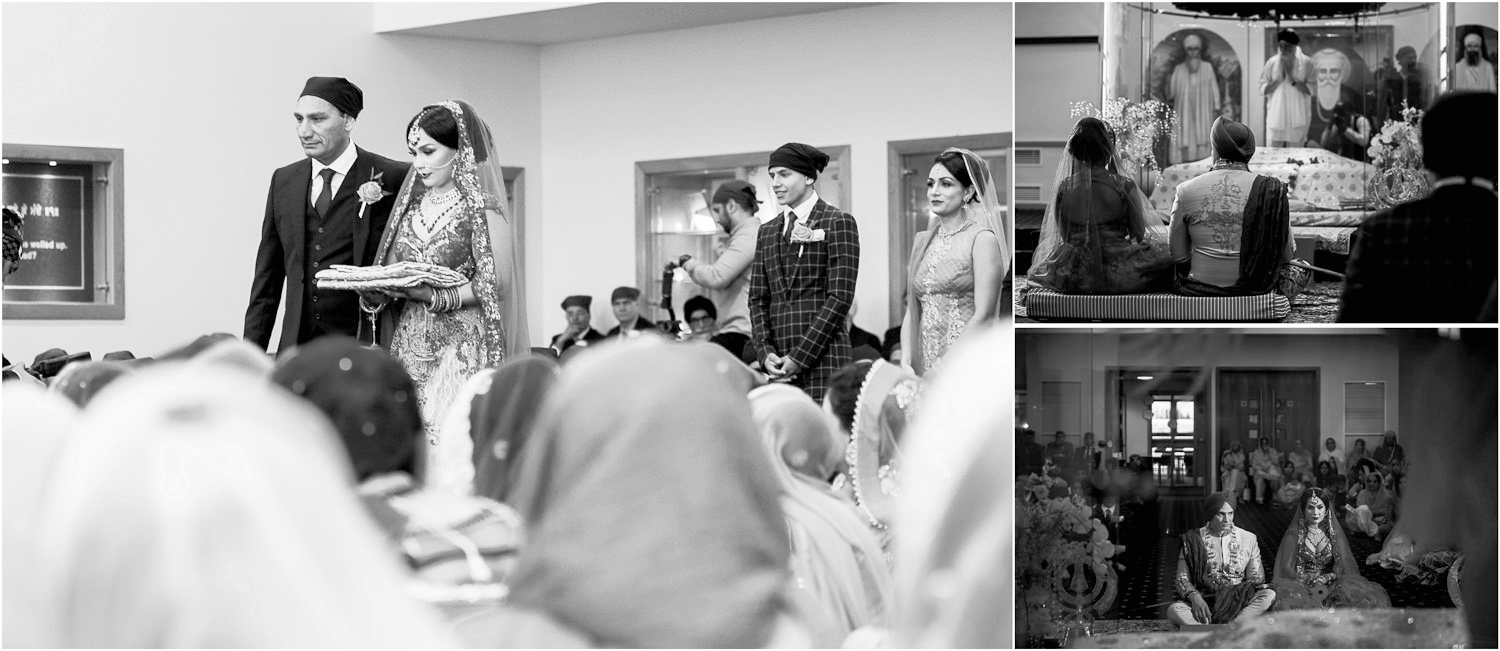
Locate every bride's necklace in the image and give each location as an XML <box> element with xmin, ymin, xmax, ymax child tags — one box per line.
<box><xmin>417</xmin><ymin>188</ymin><xmax>462</xmax><ymax>233</ymax></box>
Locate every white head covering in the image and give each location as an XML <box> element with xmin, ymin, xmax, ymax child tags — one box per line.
<box><xmin>749</xmin><ymin>384</ymin><xmax>893</xmax><ymax>642</ymax></box>
<box><xmin>892</xmin><ymin>325</ymin><xmax>1011</xmax><ymax>647</ymax></box>
<box><xmin>3</xmin><ymin>384</ymin><xmax>79</xmax><ymax>648</ymax></box>
<box><xmin>34</xmin><ymin>364</ymin><xmax>458</xmax><ymax>648</ymax></box>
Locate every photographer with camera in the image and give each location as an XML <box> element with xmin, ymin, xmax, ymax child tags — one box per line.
<box><xmin>674</xmin><ymin>180</ymin><xmax>760</xmax><ymax>362</ymax></box>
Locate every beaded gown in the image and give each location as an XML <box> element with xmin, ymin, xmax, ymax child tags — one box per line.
<box><xmin>1271</xmin><ymin>521</ymin><xmax>1391</xmax><ymax>610</ymax></box>
<box><xmin>388</xmin><ymin>191</ymin><xmax>501</xmax><ymax>444</ymax></box>
<box><xmin>912</xmin><ymin>219</ymin><xmax>985</xmax><ymax>377</ymax></box>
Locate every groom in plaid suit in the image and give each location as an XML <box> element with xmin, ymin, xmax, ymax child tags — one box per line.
<box><xmin>749</xmin><ymin>143</ymin><xmax>860</xmax><ymax>403</ymax></box>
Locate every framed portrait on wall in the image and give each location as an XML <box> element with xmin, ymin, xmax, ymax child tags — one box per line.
<box><xmin>1149</xmin><ymin>28</ymin><xmax>1244</xmax><ymax>165</ymax></box>
<box><xmin>3</xmin><ymin>144</ymin><xmax>125</xmax><ymax>319</ymax></box>
<box><xmin>1451</xmin><ymin>24</ymin><xmax>1499</xmax><ymax>92</ymax></box>
<box><xmin>1265</xmin><ymin>26</ymin><xmax>1394</xmax><ymax>159</ymax></box>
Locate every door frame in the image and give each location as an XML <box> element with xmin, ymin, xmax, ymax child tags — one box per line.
<box><xmin>885</xmin><ymin>132</ymin><xmax>1011</xmax><ymax>327</ymax></box>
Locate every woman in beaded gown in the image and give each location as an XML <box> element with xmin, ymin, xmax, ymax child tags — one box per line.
<box><xmin>1270</xmin><ymin>487</ymin><xmax>1391</xmax><ymax>610</ymax></box>
<box><xmin>363</xmin><ymin>100</ymin><xmax>528</xmax><ymax>460</ymax></box>
<box><xmin>900</xmin><ymin>148</ymin><xmax>1007</xmax><ymax>377</ymax></box>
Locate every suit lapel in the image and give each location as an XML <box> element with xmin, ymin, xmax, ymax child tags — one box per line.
<box><xmin>347</xmin><ymin>147</ymin><xmax>372</xmax><ymax>265</ymax></box>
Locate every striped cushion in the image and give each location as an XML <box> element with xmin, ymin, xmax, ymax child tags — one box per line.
<box><xmin>1024</xmin><ymin>286</ymin><xmax>1291</xmax><ymax>322</ymax></box>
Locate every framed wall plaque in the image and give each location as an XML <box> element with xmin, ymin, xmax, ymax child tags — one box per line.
<box><xmin>3</xmin><ymin>144</ymin><xmax>124</xmax><ymax>319</ymax></box>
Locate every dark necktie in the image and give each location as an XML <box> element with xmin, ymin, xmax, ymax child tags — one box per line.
<box><xmin>315</xmin><ymin>168</ymin><xmax>336</xmax><ymax>218</ymax></box>
<box><xmin>783</xmin><ymin>213</ymin><xmax>796</xmax><ymax>240</ymax></box>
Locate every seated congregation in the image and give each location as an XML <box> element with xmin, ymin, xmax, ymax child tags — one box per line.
<box><xmin>2</xmin><ymin>326</ymin><xmax>1011</xmax><ymax>648</ymax></box>
<box><xmin>1019</xmin><ymin>91</ymin><xmax>1496</xmax><ymax>323</ymax></box>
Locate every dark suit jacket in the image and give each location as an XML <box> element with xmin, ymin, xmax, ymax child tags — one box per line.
<box><xmin>244</xmin><ymin>147</ymin><xmax>408</xmax><ymax>354</ymax></box>
<box><xmin>1339</xmin><ymin>185</ymin><xmax>1498</xmax><ymax>323</ymax></box>
<box><xmin>606</xmin><ymin>316</ymin><xmax>657</xmax><ymax>337</ymax></box>
<box><xmin>551</xmin><ymin>328</ymin><xmax>605</xmax><ymax>355</ymax></box>
<box><xmin>749</xmin><ymin>198</ymin><xmax>860</xmax><ymax>402</ymax></box>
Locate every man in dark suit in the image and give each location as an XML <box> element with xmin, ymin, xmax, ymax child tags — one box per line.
<box><xmin>606</xmin><ymin>286</ymin><xmax>657</xmax><ymax>337</ymax></box>
<box><xmin>551</xmin><ymin>294</ymin><xmax>605</xmax><ymax>355</ymax></box>
<box><xmin>749</xmin><ymin>143</ymin><xmax>860</xmax><ymax>404</ymax></box>
<box><xmin>1339</xmin><ymin>91</ymin><xmax>1498</xmax><ymax>322</ymax></box>
<box><xmin>244</xmin><ymin>77</ymin><xmax>407</xmax><ymax>354</ymax></box>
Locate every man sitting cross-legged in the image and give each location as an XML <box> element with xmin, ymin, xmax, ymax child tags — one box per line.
<box><xmin>1168</xmin><ymin>492</ymin><xmax>1276</xmax><ymax>627</ymax></box>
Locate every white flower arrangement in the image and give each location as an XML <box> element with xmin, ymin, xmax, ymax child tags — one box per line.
<box><xmin>1017</xmin><ymin>473</ymin><xmax>1119</xmax><ymax>639</ymax></box>
<box><xmin>1368</xmin><ymin>103</ymin><xmax>1424</xmax><ymax>171</ymax></box>
<box><xmin>1072</xmin><ymin>98</ymin><xmax>1179</xmax><ymax>191</ymax></box>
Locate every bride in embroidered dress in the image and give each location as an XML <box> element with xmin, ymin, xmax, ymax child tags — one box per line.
<box><xmin>361</xmin><ymin>100</ymin><xmax>528</xmax><ymax>460</ymax></box>
<box><xmin>900</xmin><ymin>148</ymin><xmax>1007</xmax><ymax>377</ymax></box>
<box><xmin>1270</xmin><ymin>487</ymin><xmax>1391</xmax><ymax>610</ymax></box>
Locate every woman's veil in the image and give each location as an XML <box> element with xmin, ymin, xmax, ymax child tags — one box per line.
<box><xmin>1026</xmin><ymin>118</ymin><xmax>1157</xmax><ymax>292</ymax></box>
<box><xmin>375</xmin><ymin>100</ymin><xmax>530</xmax><ymax>362</ymax></box>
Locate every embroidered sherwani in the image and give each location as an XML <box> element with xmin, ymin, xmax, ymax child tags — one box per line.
<box><xmin>1169</xmin><ymin>525</ymin><xmax>1276</xmax><ymax>626</ymax></box>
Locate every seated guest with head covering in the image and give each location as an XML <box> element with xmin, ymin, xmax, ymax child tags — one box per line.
<box><xmin>1340</xmin><ymin>91</ymin><xmax>1498</xmax><ymax>322</ymax></box>
<box><xmin>682</xmin><ymin>294</ymin><xmax>719</xmax><ymax>343</ymax></box>
<box><xmin>884</xmin><ymin>326</ymin><xmax>1008</xmax><ymax>648</ymax></box>
<box><xmin>455</xmin><ymin>340</ymin><xmax>820</xmax><ymax>648</ymax></box>
<box><xmin>431</xmin><ymin>354</ymin><xmax>560</xmax><ymax>503</ymax></box>
<box><xmin>1170</xmin><ymin>117</ymin><xmax>1295</xmax><ymax>296</ymax></box>
<box><xmin>606</xmin><ymin>286</ymin><xmax>656</xmax><ymax>337</ymax></box>
<box><xmin>1168</xmin><ymin>492</ymin><xmax>1276</xmax><ymax>627</ymax></box>
<box><xmin>749</xmin><ymin>384</ymin><xmax>893</xmax><ymax>645</ymax></box>
<box><xmin>34</xmin><ymin>364</ymin><xmax>456</xmax><ymax>647</ymax></box>
<box><xmin>550</xmin><ymin>295</ymin><xmax>605</xmax><ymax>356</ymax></box>
<box><xmin>271</xmin><ymin>336</ymin><xmax>521</xmax><ymax>617</ymax></box>
<box><xmin>823</xmin><ymin>358</ymin><xmax>921</xmax><ymax>551</ymax></box>
<box><xmin>1271</xmin><ymin>487</ymin><xmax>1391</xmax><ymax>611</ymax></box>
<box><xmin>48</xmin><ymin>361</ymin><xmax>134</xmax><ymax>408</ymax></box>
<box><xmin>1344</xmin><ymin>470</ymin><xmax>1396</xmax><ymax>539</ymax></box>
<box><xmin>4</xmin><ymin>384</ymin><xmax>78</xmax><ymax>648</ymax></box>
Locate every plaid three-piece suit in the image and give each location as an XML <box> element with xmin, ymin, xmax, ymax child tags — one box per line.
<box><xmin>749</xmin><ymin>198</ymin><xmax>860</xmax><ymax>403</ymax></box>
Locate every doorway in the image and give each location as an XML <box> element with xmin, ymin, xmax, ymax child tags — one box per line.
<box><xmin>1112</xmin><ymin>368</ymin><xmax>1209</xmax><ymax>494</ymax></box>
<box><xmin>1216</xmin><ymin>369</ymin><xmax>1320</xmax><ymax>479</ymax></box>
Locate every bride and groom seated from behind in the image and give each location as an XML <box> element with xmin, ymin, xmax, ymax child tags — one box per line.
<box><xmin>1029</xmin><ymin>117</ymin><xmax>1301</xmax><ymax>298</ymax></box>
<box><xmin>1169</xmin><ymin>489</ymin><xmax>1390</xmax><ymax>629</ymax></box>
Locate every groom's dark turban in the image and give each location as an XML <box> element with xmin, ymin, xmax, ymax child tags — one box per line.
<box><xmin>1211</xmin><ymin>117</ymin><xmax>1256</xmax><ymax>163</ymax></box>
<box><xmin>300</xmin><ymin>76</ymin><xmax>364</xmax><ymax>118</ymax></box>
<box><xmin>769</xmin><ymin>143</ymin><xmax>829</xmax><ymax>181</ymax></box>
<box><xmin>1202</xmin><ymin>491</ymin><xmax>1233</xmax><ymax>523</ymax></box>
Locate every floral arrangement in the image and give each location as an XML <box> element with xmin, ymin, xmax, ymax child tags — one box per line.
<box><xmin>1367</xmin><ymin>103</ymin><xmax>1424</xmax><ymax>171</ymax></box>
<box><xmin>1071</xmin><ymin>98</ymin><xmax>1178</xmax><ymax>192</ymax></box>
<box><xmin>1016</xmin><ymin>473</ymin><xmax>1118</xmax><ymax>639</ymax></box>
<box><xmin>1365</xmin><ymin>103</ymin><xmax>1428</xmax><ymax>207</ymax></box>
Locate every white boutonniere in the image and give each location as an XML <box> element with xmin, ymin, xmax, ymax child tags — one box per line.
<box><xmin>356</xmin><ymin>169</ymin><xmax>392</xmax><ymax>219</ymax></box>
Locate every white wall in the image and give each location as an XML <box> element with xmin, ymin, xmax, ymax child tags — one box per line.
<box><xmin>534</xmin><ymin>2</ymin><xmax>1013</xmax><ymax>338</ymax></box>
<box><xmin>2</xmin><ymin>2</ymin><xmax>544</xmax><ymax>360</ymax></box>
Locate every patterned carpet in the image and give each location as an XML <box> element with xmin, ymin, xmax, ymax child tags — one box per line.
<box><xmin>1106</xmin><ymin>497</ymin><xmax>1454</xmax><ymax>620</ymax></box>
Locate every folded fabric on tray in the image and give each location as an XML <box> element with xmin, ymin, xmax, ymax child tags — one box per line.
<box><xmin>315</xmin><ymin>261</ymin><xmax>468</xmax><ymax>290</ymax></box>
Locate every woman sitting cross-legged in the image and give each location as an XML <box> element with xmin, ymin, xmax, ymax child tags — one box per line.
<box><xmin>1270</xmin><ymin>487</ymin><xmax>1391</xmax><ymax>610</ymax></box>
<box><xmin>1170</xmin><ymin>117</ymin><xmax>1295</xmax><ymax>296</ymax></box>
<box><xmin>1026</xmin><ymin>117</ymin><xmax>1172</xmax><ymax>294</ymax></box>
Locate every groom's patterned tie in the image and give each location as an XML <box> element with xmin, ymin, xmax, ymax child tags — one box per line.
<box><xmin>315</xmin><ymin>168</ymin><xmax>336</xmax><ymax>219</ymax></box>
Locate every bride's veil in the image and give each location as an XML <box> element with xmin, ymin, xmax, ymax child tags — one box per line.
<box><xmin>375</xmin><ymin>100</ymin><xmax>530</xmax><ymax>362</ymax></box>
<box><xmin>1271</xmin><ymin>486</ymin><xmax>1389</xmax><ymax>607</ymax></box>
<box><xmin>1026</xmin><ymin>117</ymin><xmax>1156</xmax><ymax>290</ymax></box>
